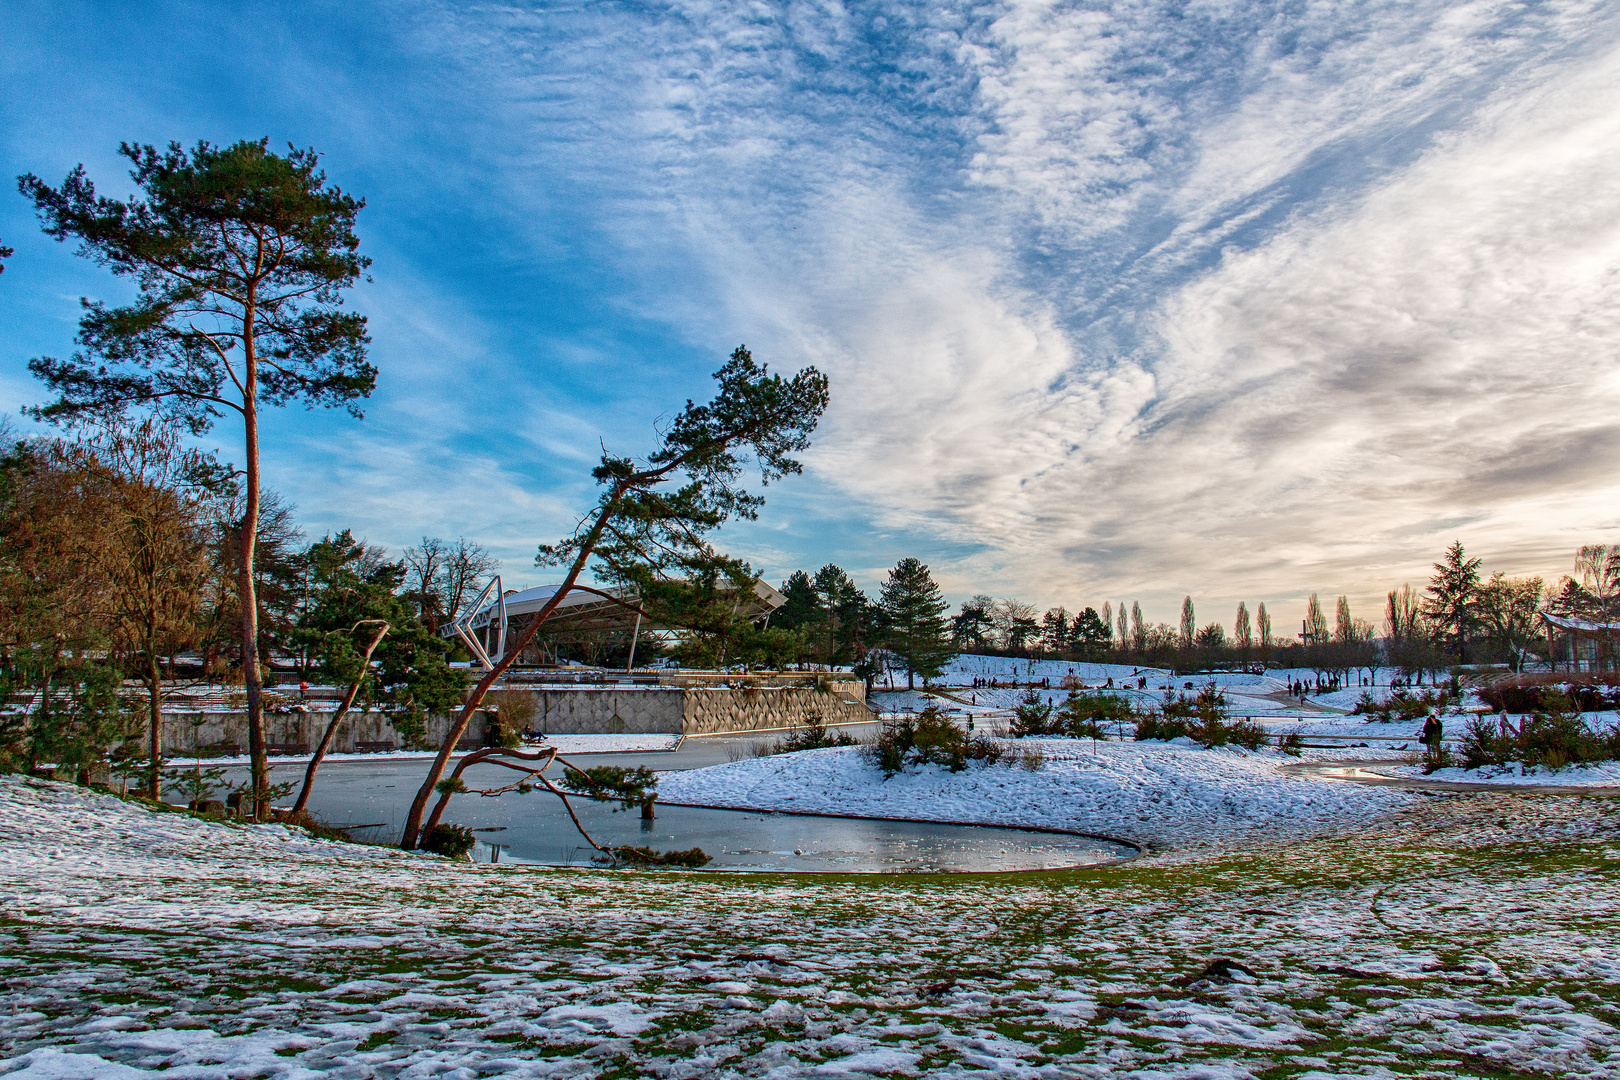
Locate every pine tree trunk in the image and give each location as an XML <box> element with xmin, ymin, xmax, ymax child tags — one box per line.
<box><xmin>294</xmin><ymin>622</ymin><xmax>388</xmax><ymax>815</ymax></box>
<box><xmin>401</xmin><ymin>497</ymin><xmax>619</xmax><ymax>849</ymax></box>
<box><xmin>241</xmin><ymin>318</ymin><xmax>266</xmax><ymax>819</ymax></box>
<box><xmin>146</xmin><ymin>650</ymin><xmax>162</xmax><ymax>799</ymax></box>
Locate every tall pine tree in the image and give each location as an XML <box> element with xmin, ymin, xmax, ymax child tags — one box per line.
<box><xmin>20</xmin><ymin>140</ymin><xmax>373</xmax><ymax>816</ymax></box>
<box><xmin>878</xmin><ymin>558</ymin><xmax>952</xmax><ymax>689</ymax></box>
<box><xmin>1424</xmin><ymin>540</ymin><xmax>1482</xmax><ymax>662</ymax></box>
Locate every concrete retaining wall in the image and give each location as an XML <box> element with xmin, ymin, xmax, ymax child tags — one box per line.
<box><xmin>159</xmin><ymin>710</ymin><xmax>487</xmax><ymax>755</ymax></box>
<box><xmin>153</xmin><ymin>678</ymin><xmax>872</xmax><ymax>751</ymax></box>
<box><xmin>530</xmin><ymin>689</ymin><xmax>686</xmax><ymax>735</ymax></box>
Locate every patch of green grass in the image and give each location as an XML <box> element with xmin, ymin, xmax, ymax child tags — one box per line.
<box><xmin>355</xmin><ymin>1030</ymin><xmax>397</xmax><ymax>1052</ymax></box>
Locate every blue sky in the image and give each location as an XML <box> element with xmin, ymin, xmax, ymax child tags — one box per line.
<box><xmin>5</xmin><ymin>0</ymin><xmax>1620</xmax><ymax>631</ymax></box>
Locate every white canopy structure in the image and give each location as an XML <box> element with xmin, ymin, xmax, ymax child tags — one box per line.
<box><xmin>1540</xmin><ymin>610</ymin><xmax>1620</xmax><ymax>672</ymax></box>
<box><xmin>1540</xmin><ymin>612</ymin><xmax>1620</xmax><ymax>633</ymax></box>
<box><xmin>445</xmin><ymin>577</ymin><xmax>787</xmax><ymax>671</ymax></box>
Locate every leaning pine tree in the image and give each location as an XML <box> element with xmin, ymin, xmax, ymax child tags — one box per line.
<box><xmin>19</xmin><ymin>140</ymin><xmax>374</xmax><ymax>816</ymax></box>
<box><xmin>399</xmin><ymin>347</ymin><xmax>828</xmax><ymax>850</ymax></box>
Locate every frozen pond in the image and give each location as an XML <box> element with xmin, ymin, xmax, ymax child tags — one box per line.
<box><xmin>165</xmin><ymin>757</ymin><xmax>1134</xmax><ymax>873</ymax></box>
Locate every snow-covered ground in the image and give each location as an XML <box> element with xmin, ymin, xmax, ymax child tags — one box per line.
<box><xmin>883</xmin><ymin>654</ymin><xmax>1394</xmax><ymax>718</ymax></box>
<box><xmin>4</xmin><ymin>776</ymin><xmax>1620</xmax><ymax>1078</ymax></box>
<box><xmin>869</xmin><ymin>659</ymin><xmax>1620</xmax><ymax>751</ymax></box>
<box><xmin>658</xmin><ymin>740</ymin><xmax>1413</xmax><ymax>849</ymax></box>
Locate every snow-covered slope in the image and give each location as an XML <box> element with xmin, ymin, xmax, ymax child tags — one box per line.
<box><xmin>658</xmin><ymin>740</ymin><xmax>1413</xmax><ymax>850</ymax></box>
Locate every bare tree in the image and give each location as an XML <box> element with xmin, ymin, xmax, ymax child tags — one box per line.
<box><xmin>401</xmin><ymin>537</ymin><xmax>447</xmax><ymax>631</ymax></box>
<box><xmin>1574</xmin><ymin>545</ymin><xmax>1620</xmax><ymax>617</ymax></box>
<box><xmin>1477</xmin><ymin>573</ymin><xmax>1545</xmax><ymax>673</ymax></box>
<box><xmin>71</xmin><ymin>416</ymin><xmax>218</xmax><ymax>797</ymax></box>
<box><xmin>1305</xmin><ymin>594</ymin><xmax>1329</xmax><ymax>644</ymax></box>
<box><xmin>440</xmin><ymin>538</ymin><xmax>499</xmax><ymax>627</ymax></box>
<box><xmin>992</xmin><ymin>598</ymin><xmax>1038</xmax><ymax>653</ymax></box>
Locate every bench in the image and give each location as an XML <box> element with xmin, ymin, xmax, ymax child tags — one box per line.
<box><xmin>268</xmin><ymin>742</ymin><xmax>309</xmax><ymax>756</ymax></box>
<box><xmin>354</xmin><ymin>740</ymin><xmax>395</xmax><ymax>754</ymax></box>
<box><xmin>203</xmin><ymin>743</ymin><xmax>241</xmax><ymax>758</ymax></box>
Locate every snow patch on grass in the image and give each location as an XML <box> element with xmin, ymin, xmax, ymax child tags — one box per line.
<box><xmin>5</xmin><ymin>776</ymin><xmax>1620</xmax><ymax>1078</ymax></box>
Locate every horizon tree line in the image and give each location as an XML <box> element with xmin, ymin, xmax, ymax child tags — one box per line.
<box><xmin>764</xmin><ymin>540</ymin><xmax>1598</xmax><ymax>687</ymax></box>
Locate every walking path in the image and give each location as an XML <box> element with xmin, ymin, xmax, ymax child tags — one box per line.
<box><xmin>1283</xmin><ymin>757</ymin><xmax>1620</xmax><ymax>795</ymax></box>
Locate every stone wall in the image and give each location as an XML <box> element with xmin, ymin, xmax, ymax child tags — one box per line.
<box><xmin>681</xmin><ymin>684</ymin><xmax>874</xmax><ymax>735</ymax></box>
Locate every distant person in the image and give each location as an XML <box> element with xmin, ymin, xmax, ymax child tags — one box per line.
<box><xmin>298</xmin><ymin>679</ymin><xmax>309</xmax><ymax>701</ymax></box>
<box><xmin>1422</xmin><ymin>714</ymin><xmax>1443</xmax><ymax>752</ymax></box>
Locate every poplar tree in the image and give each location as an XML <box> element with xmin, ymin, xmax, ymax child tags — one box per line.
<box><xmin>1305</xmin><ymin>594</ymin><xmax>1329</xmax><ymax>644</ymax></box>
<box><xmin>1234</xmin><ymin>602</ymin><xmax>1252</xmax><ymax>658</ymax></box>
<box><xmin>1257</xmin><ymin>602</ymin><xmax>1272</xmax><ymax>652</ymax></box>
<box><xmin>1179</xmin><ymin>596</ymin><xmax>1196</xmax><ymax>652</ymax></box>
<box><xmin>19</xmin><ymin>140</ymin><xmax>373</xmax><ymax>816</ymax></box>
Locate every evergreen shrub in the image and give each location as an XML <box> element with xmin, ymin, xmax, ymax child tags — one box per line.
<box><xmin>1135</xmin><ymin>683</ymin><xmax>1266</xmax><ymax>750</ymax></box>
<box><xmin>767</xmin><ymin>714</ymin><xmax>858</xmax><ymax>754</ymax></box>
<box><xmin>1356</xmin><ymin>688</ymin><xmax>1451</xmax><ymax>723</ymax></box>
<box><xmin>869</xmin><ymin>704</ymin><xmax>1003</xmax><ymax>778</ymax></box>
<box><xmin>1458</xmin><ymin>692</ymin><xmax>1620</xmax><ymax>772</ymax></box>
<box><xmin>421</xmin><ymin>823</ymin><xmax>476</xmax><ymax>859</ymax></box>
<box><xmin>1009</xmin><ymin>690</ymin><xmax>1055</xmax><ymax>737</ymax></box>
<box><xmin>1057</xmin><ymin>690</ymin><xmax>1138</xmax><ymax>739</ymax></box>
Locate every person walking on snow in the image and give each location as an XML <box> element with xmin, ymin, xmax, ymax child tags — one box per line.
<box><xmin>1421</xmin><ymin>714</ymin><xmax>1443</xmax><ymax>752</ymax></box>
